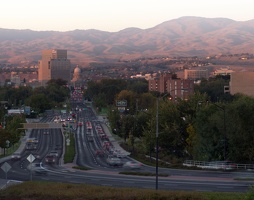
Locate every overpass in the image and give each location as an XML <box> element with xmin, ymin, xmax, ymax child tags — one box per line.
<box><xmin>21</xmin><ymin>123</ymin><xmax>63</xmax><ymax>129</ymax></box>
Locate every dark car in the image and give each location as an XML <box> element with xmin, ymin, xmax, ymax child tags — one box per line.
<box><xmin>87</xmin><ymin>135</ymin><xmax>94</xmax><ymax>142</ymax></box>
<box><xmin>45</xmin><ymin>154</ymin><xmax>56</xmax><ymax>163</ymax></box>
<box><xmin>95</xmin><ymin>150</ymin><xmax>104</xmax><ymax>157</ymax></box>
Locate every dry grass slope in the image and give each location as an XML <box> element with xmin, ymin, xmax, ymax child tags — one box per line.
<box><xmin>0</xmin><ymin>181</ymin><xmax>248</xmax><ymax>200</ymax></box>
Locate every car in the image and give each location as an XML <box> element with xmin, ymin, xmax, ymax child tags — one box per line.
<box><xmin>30</xmin><ymin>163</ymin><xmax>48</xmax><ymax>175</ymax></box>
<box><xmin>26</xmin><ymin>142</ymin><xmax>37</xmax><ymax>150</ymax></box>
<box><xmin>43</xmin><ymin>131</ymin><xmax>49</xmax><ymax>135</ymax></box>
<box><xmin>112</xmin><ymin>150</ymin><xmax>126</xmax><ymax>158</ymax></box>
<box><xmin>32</xmin><ymin>138</ymin><xmax>39</xmax><ymax>143</ymax></box>
<box><xmin>87</xmin><ymin>135</ymin><xmax>94</xmax><ymax>142</ymax></box>
<box><xmin>95</xmin><ymin>150</ymin><xmax>104</xmax><ymax>157</ymax></box>
<box><xmin>106</xmin><ymin>156</ymin><xmax>123</xmax><ymax>167</ymax></box>
<box><xmin>123</xmin><ymin>161</ymin><xmax>142</xmax><ymax>169</ymax></box>
<box><xmin>45</xmin><ymin>154</ymin><xmax>56</xmax><ymax>163</ymax></box>
<box><xmin>33</xmin><ymin>153</ymin><xmax>41</xmax><ymax>159</ymax></box>
<box><xmin>27</xmin><ymin>138</ymin><xmax>38</xmax><ymax>143</ymax></box>
<box><xmin>55</xmin><ymin>144</ymin><xmax>62</xmax><ymax>150</ymax></box>
<box><xmin>11</xmin><ymin>152</ymin><xmax>21</xmax><ymax>160</ymax></box>
<box><xmin>49</xmin><ymin>151</ymin><xmax>59</xmax><ymax>157</ymax></box>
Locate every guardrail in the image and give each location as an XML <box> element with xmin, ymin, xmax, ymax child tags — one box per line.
<box><xmin>183</xmin><ymin>160</ymin><xmax>254</xmax><ymax>171</ymax></box>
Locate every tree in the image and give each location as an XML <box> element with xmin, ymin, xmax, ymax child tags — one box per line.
<box><xmin>0</xmin><ymin>128</ymin><xmax>11</xmax><ymax>149</ymax></box>
<box><xmin>195</xmin><ymin>75</ymin><xmax>232</xmax><ymax>102</ymax></box>
<box><xmin>116</xmin><ymin>90</ymin><xmax>137</xmax><ymax>114</ymax></box>
<box><xmin>226</xmin><ymin>95</ymin><xmax>254</xmax><ymax>163</ymax></box>
<box><xmin>107</xmin><ymin>108</ymin><xmax>121</xmax><ymax>136</ymax></box>
<box><xmin>25</xmin><ymin>94</ymin><xmax>51</xmax><ymax>113</ymax></box>
<box><xmin>5</xmin><ymin>114</ymin><xmax>26</xmax><ymax>145</ymax></box>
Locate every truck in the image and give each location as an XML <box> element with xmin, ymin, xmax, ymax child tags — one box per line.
<box><xmin>26</xmin><ymin>142</ymin><xmax>37</xmax><ymax>150</ymax></box>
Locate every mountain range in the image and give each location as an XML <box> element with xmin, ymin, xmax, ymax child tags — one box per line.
<box><xmin>1</xmin><ymin>16</ymin><xmax>254</xmax><ymax>66</ymax></box>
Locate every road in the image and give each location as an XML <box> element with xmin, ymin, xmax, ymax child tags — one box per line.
<box><xmin>0</xmin><ymin>102</ymin><xmax>254</xmax><ymax>192</ymax></box>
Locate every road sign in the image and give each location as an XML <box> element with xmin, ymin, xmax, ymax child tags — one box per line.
<box><xmin>66</xmin><ymin>138</ymin><xmax>70</xmax><ymax>146</ymax></box>
<box><xmin>118</xmin><ymin>107</ymin><xmax>126</xmax><ymax>112</ymax></box>
<box><xmin>1</xmin><ymin>162</ymin><xmax>11</xmax><ymax>173</ymax></box>
<box><xmin>116</xmin><ymin>100</ymin><xmax>127</xmax><ymax>107</ymax></box>
<box><xmin>27</xmin><ymin>154</ymin><xmax>35</xmax><ymax>163</ymax></box>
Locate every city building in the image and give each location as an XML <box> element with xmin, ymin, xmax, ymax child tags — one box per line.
<box><xmin>38</xmin><ymin>49</ymin><xmax>71</xmax><ymax>85</ymax></box>
<box><xmin>10</xmin><ymin>72</ymin><xmax>21</xmax><ymax>86</ymax></box>
<box><xmin>148</xmin><ymin>73</ymin><xmax>194</xmax><ymax>100</ymax></box>
<box><xmin>130</xmin><ymin>73</ymin><xmax>153</xmax><ymax>80</ymax></box>
<box><xmin>214</xmin><ymin>67</ymin><xmax>234</xmax><ymax>76</ymax></box>
<box><xmin>71</xmin><ymin>65</ymin><xmax>83</xmax><ymax>87</ymax></box>
<box><xmin>229</xmin><ymin>72</ymin><xmax>254</xmax><ymax>97</ymax></box>
<box><xmin>184</xmin><ymin>69</ymin><xmax>209</xmax><ymax>80</ymax></box>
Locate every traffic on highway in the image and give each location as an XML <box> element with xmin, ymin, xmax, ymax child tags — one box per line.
<box><xmin>0</xmin><ymin>99</ymin><xmax>254</xmax><ymax>192</ymax></box>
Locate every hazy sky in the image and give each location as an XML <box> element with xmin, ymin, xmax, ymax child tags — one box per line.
<box><xmin>1</xmin><ymin>0</ymin><xmax>254</xmax><ymax>32</ymax></box>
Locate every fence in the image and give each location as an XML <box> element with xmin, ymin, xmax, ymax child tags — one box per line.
<box><xmin>183</xmin><ymin>160</ymin><xmax>254</xmax><ymax>171</ymax></box>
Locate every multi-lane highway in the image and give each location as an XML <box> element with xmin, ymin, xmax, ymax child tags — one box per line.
<box><xmin>0</xmin><ymin>103</ymin><xmax>254</xmax><ymax>192</ymax></box>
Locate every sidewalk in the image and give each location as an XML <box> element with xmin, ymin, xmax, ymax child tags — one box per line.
<box><xmin>0</xmin><ymin>129</ymin><xmax>31</xmax><ymax>190</ymax></box>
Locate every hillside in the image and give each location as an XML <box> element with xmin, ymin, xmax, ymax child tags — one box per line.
<box><xmin>0</xmin><ymin>16</ymin><xmax>254</xmax><ymax>66</ymax></box>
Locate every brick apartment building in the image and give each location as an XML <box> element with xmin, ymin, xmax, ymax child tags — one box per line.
<box><xmin>148</xmin><ymin>73</ymin><xmax>194</xmax><ymax>100</ymax></box>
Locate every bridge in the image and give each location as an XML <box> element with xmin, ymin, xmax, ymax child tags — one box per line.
<box><xmin>21</xmin><ymin>123</ymin><xmax>63</xmax><ymax>129</ymax></box>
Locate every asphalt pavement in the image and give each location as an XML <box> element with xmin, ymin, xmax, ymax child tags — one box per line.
<box><xmin>0</xmin><ymin>128</ymin><xmax>32</xmax><ymax>189</ymax></box>
<box><xmin>96</xmin><ymin>115</ymin><xmax>130</xmax><ymax>156</ymax></box>
<box><xmin>0</xmin><ymin>113</ymin><xmax>130</xmax><ymax>189</ymax></box>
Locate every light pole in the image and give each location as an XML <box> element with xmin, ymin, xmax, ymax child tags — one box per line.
<box><xmin>198</xmin><ymin>101</ymin><xmax>227</xmax><ymax>160</ymax></box>
<box><xmin>213</xmin><ymin>104</ymin><xmax>227</xmax><ymax>161</ymax></box>
<box><xmin>155</xmin><ymin>97</ymin><xmax>159</xmax><ymax>190</ymax></box>
<box><xmin>155</xmin><ymin>88</ymin><xmax>189</xmax><ymax>190</ymax></box>
<box><xmin>155</xmin><ymin>93</ymin><xmax>171</xmax><ymax>190</ymax></box>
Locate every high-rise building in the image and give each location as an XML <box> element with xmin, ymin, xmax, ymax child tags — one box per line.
<box><xmin>38</xmin><ymin>49</ymin><xmax>71</xmax><ymax>85</ymax></box>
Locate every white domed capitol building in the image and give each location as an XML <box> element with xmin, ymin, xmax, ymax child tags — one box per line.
<box><xmin>71</xmin><ymin>65</ymin><xmax>83</xmax><ymax>86</ymax></box>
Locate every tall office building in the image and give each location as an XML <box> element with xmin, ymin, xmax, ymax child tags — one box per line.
<box><xmin>38</xmin><ymin>49</ymin><xmax>71</xmax><ymax>85</ymax></box>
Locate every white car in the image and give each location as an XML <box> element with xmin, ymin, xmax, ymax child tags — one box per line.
<box><xmin>49</xmin><ymin>151</ymin><xmax>59</xmax><ymax>157</ymax></box>
<box><xmin>113</xmin><ymin>150</ymin><xmax>126</xmax><ymax>158</ymax></box>
<box><xmin>11</xmin><ymin>152</ymin><xmax>21</xmax><ymax>160</ymax></box>
<box><xmin>30</xmin><ymin>163</ymin><xmax>48</xmax><ymax>175</ymax></box>
<box><xmin>123</xmin><ymin>161</ymin><xmax>142</xmax><ymax>169</ymax></box>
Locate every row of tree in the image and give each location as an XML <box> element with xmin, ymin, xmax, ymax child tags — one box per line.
<box><xmin>0</xmin><ymin>79</ymin><xmax>70</xmax><ymax>114</ymax></box>
<box><xmin>0</xmin><ymin>79</ymin><xmax>70</xmax><ymax>150</ymax></box>
<box><xmin>1</xmin><ymin>75</ymin><xmax>253</xmax><ymax>163</ymax></box>
<box><xmin>85</xmin><ymin>76</ymin><xmax>254</xmax><ymax>164</ymax></box>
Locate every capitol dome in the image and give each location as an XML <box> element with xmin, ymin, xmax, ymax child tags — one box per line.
<box><xmin>74</xmin><ymin>66</ymin><xmax>81</xmax><ymax>74</ymax></box>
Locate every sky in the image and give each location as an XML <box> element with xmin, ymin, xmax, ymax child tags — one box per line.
<box><xmin>1</xmin><ymin>0</ymin><xmax>254</xmax><ymax>32</ymax></box>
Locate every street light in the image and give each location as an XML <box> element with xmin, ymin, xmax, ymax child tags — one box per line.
<box><xmin>213</xmin><ymin>104</ymin><xmax>227</xmax><ymax>161</ymax></box>
<box><xmin>198</xmin><ymin>101</ymin><xmax>227</xmax><ymax>161</ymax></box>
<box><xmin>155</xmin><ymin>97</ymin><xmax>160</xmax><ymax>190</ymax></box>
<box><xmin>155</xmin><ymin>89</ymin><xmax>189</xmax><ymax>190</ymax></box>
